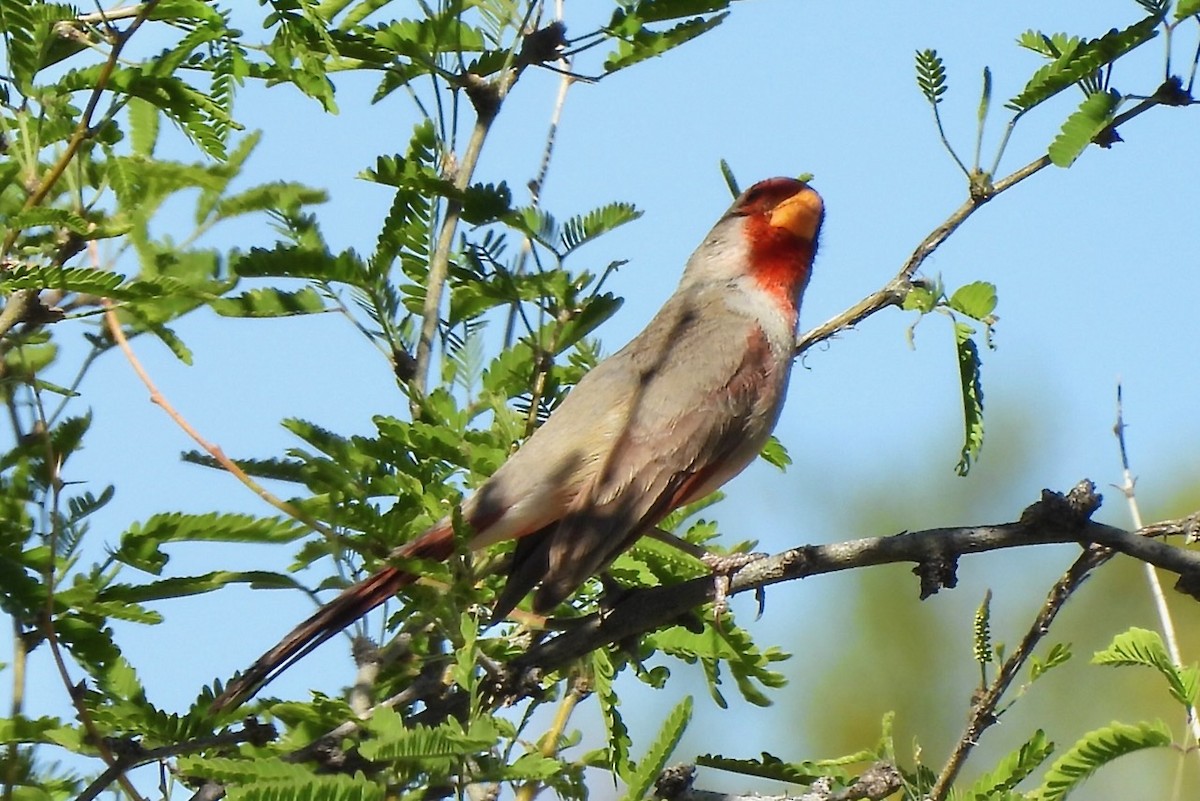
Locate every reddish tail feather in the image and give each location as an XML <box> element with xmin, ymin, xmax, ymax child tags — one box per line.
<box><xmin>210</xmin><ymin>525</ymin><xmax>456</xmax><ymax>713</ymax></box>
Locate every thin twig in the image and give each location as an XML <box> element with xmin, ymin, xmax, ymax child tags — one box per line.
<box><xmin>928</xmin><ymin>543</ymin><xmax>1112</xmax><ymax>800</ymax></box>
<box><xmin>1113</xmin><ymin>383</ymin><xmax>1200</xmax><ymax>754</ymax></box>
<box><xmin>100</xmin><ymin>299</ymin><xmax>336</xmax><ymax>542</ymax></box>
<box><xmin>514</xmin><ymin>678</ymin><xmax>584</xmax><ymax>801</ymax></box>
<box><xmin>795</xmin><ymin>90</ymin><xmax>1183</xmax><ymax>357</ymax></box>
<box><xmin>35</xmin><ymin>410</ymin><xmax>147</xmax><ymax>801</ymax></box>
<box><xmin>74</xmin><ymin>722</ymin><xmax>275</xmax><ymax>801</ymax></box>
<box><xmin>412</xmin><ymin>97</ymin><xmax>500</xmax><ymax>404</ymax></box>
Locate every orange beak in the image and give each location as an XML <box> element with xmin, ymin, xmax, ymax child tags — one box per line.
<box><xmin>769</xmin><ymin>186</ymin><xmax>824</xmax><ymax>241</ymax></box>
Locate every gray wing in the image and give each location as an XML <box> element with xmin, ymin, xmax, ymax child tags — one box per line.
<box><xmin>494</xmin><ymin>287</ymin><xmax>790</xmax><ymax>615</ymax></box>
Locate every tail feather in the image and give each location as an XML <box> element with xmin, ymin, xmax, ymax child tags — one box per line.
<box><xmin>210</xmin><ymin>525</ymin><xmax>455</xmax><ymax>713</ymax></box>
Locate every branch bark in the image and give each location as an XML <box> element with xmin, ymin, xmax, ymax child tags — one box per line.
<box><xmin>510</xmin><ymin>481</ymin><xmax>1200</xmax><ymax>677</ymax></box>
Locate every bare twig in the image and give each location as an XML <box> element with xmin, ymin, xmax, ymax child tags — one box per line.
<box><xmin>0</xmin><ymin>291</ymin><xmax>41</xmax><ymax>341</ymax></box>
<box><xmin>413</xmin><ymin>103</ymin><xmax>497</xmax><ymax>402</ymax></box>
<box><xmin>655</xmin><ymin>762</ymin><xmax>901</xmax><ymax>801</ymax></box>
<box><xmin>1113</xmin><ymin>383</ymin><xmax>1200</xmax><ymax>754</ymax></box>
<box><xmin>100</xmin><ymin>299</ymin><xmax>337</xmax><ymax>542</ymax></box>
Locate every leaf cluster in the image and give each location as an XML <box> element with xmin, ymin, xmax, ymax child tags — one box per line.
<box><xmin>0</xmin><ymin>3</ymin><xmax>778</xmax><ymax>801</ymax></box>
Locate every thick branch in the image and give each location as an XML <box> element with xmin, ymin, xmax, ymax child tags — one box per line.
<box><xmin>511</xmin><ymin>483</ymin><xmax>1200</xmax><ymax>676</ymax></box>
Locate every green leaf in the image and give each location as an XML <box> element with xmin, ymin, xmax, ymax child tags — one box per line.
<box><xmin>234</xmin><ymin>244</ymin><xmax>368</xmax><ymax>288</ymax></box>
<box><xmin>902</xmin><ymin>284</ymin><xmax>939</xmax><ymax>314</ymax></box>
<box><xmin>967</xmin><ymin>729</ymin><xmax>1054</xmax><ymax>800</ymax></box>
<box><xmin>1176</xmin><ymin>0</ymin><xmax>1200</xmax><ymax>20</ymax></box>
<box><xmin>604</xmin><ymin>9</ymin><xmax>729</xmax><ymax>73</ymax></box>
<box><xmin>128</xmin><ymin>96</ymin><xmax>161</xmax><ymax>158</ymax></box>
<box><xmin>178</xmin><ymin>758</ymin><xmax>385</xmax><ymax>801</ymax></box>
<box><xmin>0</xmin><ymin>265</ymin><xmax>124</xmax><ymax>296</ymax></box>
<box><xmin>1133</xmin><ymin>0</ymin><xmax>1170</xmax><ymax>20</ymax></box>
<box><xmin>954</xmin><ymin>321</ymin><xmax>985</xmax><ymax>476</ymax></box>
<box><xmin>99</xmin><ymin>571</ymin><xmax>303</xmax><ymax>604</ymax></box>
<box><xmin>698</xmin><ymin>751</ymin><xmax>867</xmax><ymax>786</ymax></box>
<box><xmin>915</xmin><ymin>49</ymin><xmax>948</xmax><ymax>106</ymax></box>
<box><xmin>1093</xmin><ymin>627</ymin><xmax>1199</xmax><ymax>707</ymax></box>
<box><xmin>1048</xmin><ymin>89</ymin><xmax>1120</xmax><ymax>167</ymax></box>
<box><xmin>213</xmin><ymin>182</ymin><xmax>328</xmax><ymax>221</ymax></box>
<box><xmin>115</xmin><ymin>513</ymin><xmax>309</xmax><ymax>573</ymax></box>
<box><xmin>0</xmin><ymin>715</ymin><xmax>72</xmax><ymax>746</ymax></box>
<box><xmin>559</xmin><ymin>202</ymin><xmax>642</xmax><ymax>255</ymax></box>
<box><xmin>211</xmin><ymin>287</ymin><xmax>329</xmax><ymax>317</ymax></box>
<box><xmin>620</xmin><ymin>696</ymin><xmax>692</xmax><ymax>801</ymax></box>
<box><xmin>359</xmin><ymin>708</ymin><xmax>498</xmax><ymax>764</ymax></box>
<box><xmin>948</xmin><ymin>281</ymin><xmax>998</xmax><ymax>320</ymax></box>
<box><xmin>593</xmin><ymin>649</ymin><xmax>633</xmax><ymax>780</ymax></box>
<box><xmin>1008</xmin><ymin>17</ymin><xmax>1159</xmax><ymax>112</ymax></box>
<box><xmin>1033</xmin><ymin>720</ymin><xmax>1172</xmax><ymax>801</ymax></box>
<box><xmin>759</xmin><ymin>435</ymin><xmax>791</xmax><ymax>470</ymax></box>
<box><xmin>1016</xmin><ymin>30</ymin><xmax>1081</xmax><ymax>59</ymax></box>
<box><xmin>1030</xmin><ymin>642</ymin><xmax>1073</xmax><ymax>682</ymax></box>
<box><xmin>977</xmin><ymin>66</ymin><xmax>993</xmax><ymax>125</ymax></box>
<box><xmin>0</xmin><ymin>2</ymin><xmax>37</xmax><ymax>94</ymax></box>
<box><xmin>644</xmin><ymin>620</ymin><xmax>789</xmax><ymax>708</ymax></box>
<box><xmin>118</xmin><ymin>306</ymin><xmax>194</xmax><ymax>365</ymax></box>
<box><xmin>719</xmin><ymin>159</ymin><xmax>740</xmax><ymax>197</ymax></box>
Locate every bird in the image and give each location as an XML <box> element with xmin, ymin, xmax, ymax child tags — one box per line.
<box><xmin>211</xmin><ymin>176</ymin><xmax>824</xmax><ymax>712</ymax></box>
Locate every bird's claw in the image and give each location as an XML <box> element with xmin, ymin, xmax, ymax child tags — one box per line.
<box><xmin>700</xmin><ymin>551</ymin><xmax>768</xmax><ymax>618</ymax></box>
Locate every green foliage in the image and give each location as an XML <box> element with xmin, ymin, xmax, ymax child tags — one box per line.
<box><xmin>1029</xmin><ymin>642</ymin><xmax>1073</xmax><ymax>682</ymax></box>
<box><xmin>3</xmin><ymin>3</ymin><xmax>1197</xmax><ymax>801</ymax></box>
<box><xmin>965</xmin><ymin>729</ymin><xmax>1055</xmax><ymax>800</ymax></box>
<box><xmin>697</xmin><ymin>749</ymin><xmax>870</xmax><ymax>787</ymax></box>
<box><xmin>903</xmin><ymin>280</ymin><xmax>997</xmax><ymax>474</ymax></box>
<box><xmin>604</xmin><ymin>2</ymin><xmax>731</xmax><ymax>72</ymax></box>
<box><xmin>1048</xmin><ymin>89</ymin><xmax>1120</xmax><ymax>167</ymax></box>
<box><xmin>211</xmin><ymin>287</ymin><xmax>330</xmax><ymax>317</ymax></box>
<box><xmin>1007</xmin><ymin>16</ymin><xmax>1159</xmax><ymax>112</ymax></box>
<box><xmin>592</xmin><ymin>648</ymin><xmax>634</xmax><ymax>779</ymax></box>
<box><xmin>916</xmin><ymin>49</ymin><xmax>949</xmax><ymax>105</ymax></box>
<box><xmin>619</xmin><ymin>696</ymin><xmax>692</xmax><ymax>801</ymax></box>
<box><xmin>643</xmin><ymin>618</ymin><xmax>790</xmax><ymax>708</ymax></box>
<box><xmin>954</xmin><ymin>320</ymin><xmax>986</xmax><ymax>476</ymax></box>
<box><xmin>1092</xmin><ymin>627</ymin><xmax>1200</xmax><ymax>707</ymax></box>
<box><xmin>1031</xmin><ymin>720</ymin><xmax>1172</xmax><ymax>801</ymax></box>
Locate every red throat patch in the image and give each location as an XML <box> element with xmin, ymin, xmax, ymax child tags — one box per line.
<box><xmin>741</xmin><ymin>182</ymin><xmax>822</xmax><ymax>313</ymax></box>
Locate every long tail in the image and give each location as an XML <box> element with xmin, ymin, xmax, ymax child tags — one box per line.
<box><xmin>210</xmin><ymin>525</ymin><xmax>455</xmax><ymax>713</ymax></box>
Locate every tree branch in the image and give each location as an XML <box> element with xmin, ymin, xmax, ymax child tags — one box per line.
<box><xmin>510</xmin><ymin>481</ymin><xmax>1200</xmax><ymax>677</ymax></box>
<box><xmin>795</xmin><ymin>85</ymin><xmax>1190</xmax><ymax>357</ymax></box>
<box><xmin>74</xmin><ymin>721</ymin><xmax>275</xmax><ymax>801</ymax></box>
<box><xmin>930</xmin><ymin>545</ymin><xmax>1110</xmax><ymax>800</ymax></box>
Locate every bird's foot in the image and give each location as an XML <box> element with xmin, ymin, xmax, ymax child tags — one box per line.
<box><xmin>700</xmin><ymin>551</ymin><xmax>768</xmax><ymax>618</ymax></box>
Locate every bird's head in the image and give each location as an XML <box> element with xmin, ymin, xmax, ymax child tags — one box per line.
<box><xmin>684</xmin><ymin>177</ymin><xmax>824</xmax><ymax>313</ymax></box>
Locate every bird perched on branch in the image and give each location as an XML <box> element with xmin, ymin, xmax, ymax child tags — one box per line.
<box><xmin>212</xmin><ymin>176</ymin><xmax>824</xmax><ymax>712</ymax></box>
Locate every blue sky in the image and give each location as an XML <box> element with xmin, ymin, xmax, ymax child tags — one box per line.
<box><xmin>8</xmin><ymin>1</ymin><xmax>1200</xmax><ymax>796</ymax></box>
